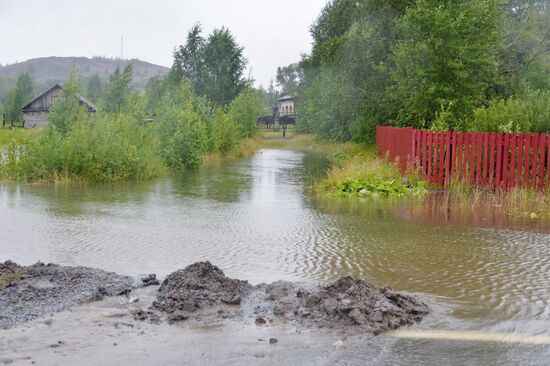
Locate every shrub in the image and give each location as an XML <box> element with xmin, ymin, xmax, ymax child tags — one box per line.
<box><xmin>2</xmin><ymin>114</ymin><xmax>165</xmax><ymax>183</ymax></box>
<box><xmin>210</xmin><ymin>107</ymin><xmax>239</xmax><ymax>153</ymax></box>
<box><xmin>227</xmin><ymin>87</ymin><xmax>264</xmax><ymax>138</ymax></box>
<box><xmin>156</xmin><ymin>82</ymin><xmax>210</xmax><ymax>169</ymax></box>
<box><xmin>471</xmin><ymin>91</ymin><xmax>550</xmax><ymax>133</ymax></box>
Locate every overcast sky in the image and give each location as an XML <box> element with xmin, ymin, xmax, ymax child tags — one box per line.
<box><xmin>0</xmin><ymin>0</ymin><xmax>327</xmax><ymax>87</ymax></box>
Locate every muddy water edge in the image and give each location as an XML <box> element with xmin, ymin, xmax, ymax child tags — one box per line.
<box><xmin>1</xmin><ymin>148</ymin><xmax>550</xmax><ymax>365</ymax></box>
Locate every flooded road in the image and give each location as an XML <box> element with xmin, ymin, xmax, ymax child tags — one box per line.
<box><xmin>1</xmin><ymin>148</ymin><xmax>550</xmax><ymax>364</ymax></box>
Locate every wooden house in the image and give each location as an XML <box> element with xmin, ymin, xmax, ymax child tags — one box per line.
<box><xmin>20</xmin><ymin>84</ymin><xmax>96</xmax><ymax>128</ymax></box>
<box><xmin>275</xmin><ymin>95</ymin><xmax>295</xmax><ymax>120</ymax></box>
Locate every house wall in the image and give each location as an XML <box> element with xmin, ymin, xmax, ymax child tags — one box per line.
<box><xmin>23</xmin><ymin>111</ymin><xmax>49</xmax><ymax>128</ymax></box>
<box><xmin>278</xmin><ymin>100</ymin><xmax>295</xmax><ymax>116</ymax></box>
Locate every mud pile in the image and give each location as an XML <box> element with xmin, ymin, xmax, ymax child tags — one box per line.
<box><xmin>152</xmin><ymin>262</ymin><xmax>252</xmax><ymax>315</ymax></box>
<box><xmin>0</xmin><ymin>261</ymin><xmax>135</xmax><ymax>328</ymax></box>
<box><xmin>151</xmin><ymin>263</ymin><xmax>429</xmax><ymax>334</ymax></box>
<box><xmin>262</xmin><ymin>276</ymin><xmax>429</xmax><ymax>333</ymax></box>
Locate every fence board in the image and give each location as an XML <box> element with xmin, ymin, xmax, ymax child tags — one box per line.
<box><xmin>547</xmin><ymin>135</ymin><xmax>550</xmax><ymax>188</ymax></box>
<box><xmin>468</xmin><ymin>133</ymin><xmax>476</xmax><ymax>185</ymax></box>
<box><xmin>524</xmin><ymin>135</ymin><xmax>531</xmax><ymax>187</ymax></box>
<box><xmin>482</xmin><ymin>133</ymin><xmax>489</xmax><ymax>186</ymax></box>
<box><xmin>502</xmin><ymin>133</ymin><xmax>510</xmax><ymax>190</ymax></box>
<box><xmin>458</xmin><ymin>132</ymin><xmax>466</xmax><ymax>179</ymax></box>
<box><xmin>489</xmin><ymin>133</ymin><xmax>496</xmax><ymax>187</ymax></box>
<box><xmin>435</xmin><ymin>132</ymin><xmax>440</xmax><ymax>184</ymax></box>
<box><xmin>517</xmin><ymin>134</ymin><xmax>525</xmax><ymax>186</ymax></box>
<box><xmin>530</xmin><ymin>134</ymin><xmax>539</xmax><ymax>189</ymax></box>
<box><xmin>509</xmin><ymin>134</ymin><xmax>517</xmax><ymax>188</ymax></box>
<box><xmin>426</xmin><ymin>131</ymin><xmax>433</xmax><ymax>182</ymax></box>
<box><xmin>438</xmin><ymin>132</ymin><xmax>446</xmax><ymax>185</ymax></box>
<box><xmin>538</xmin><ymin>135</ymin><xmax>546</xmax><ymax>190</ymax></box>
<box><xmin>452</xmin><ymin>131</ymin><xmax>459</xmax><ymax>177</ymax></box>
<box><xmin>446</xmin><ymin>131</ymin><xmax>453</xmax><ymax>184</ymax></box>
<box><xmin>495</xmin><ymin>134</ymin><xmax>503</xmax><ymax>189</ymax></box>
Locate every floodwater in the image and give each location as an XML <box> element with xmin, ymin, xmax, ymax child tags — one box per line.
<box><xmin>1</xmin><ymin>148</ymin><xmax>550</xmax><ymax>365</ymax></box>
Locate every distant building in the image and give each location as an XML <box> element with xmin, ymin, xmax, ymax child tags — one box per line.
<box><xmin>20</xmin><ymin>84</ymin><xmax>96</xmax><ymax>128</ymax></box>
<box><xmin>274</xmin><ymin>95</ymin><xmax>295</xmax><ymax>119</ymax></box>
<box><xmin>257</xmin><ymin>94</ymin><xmax>297</xmax><ymax>128</ymax></box>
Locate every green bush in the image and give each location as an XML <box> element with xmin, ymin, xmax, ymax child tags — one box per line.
<box><xmin>210</xmin><ymin>107</ymin><xmax>239</xmax><ymax>153</ymax></box>
<box><xmin>228</xmin><ymin>87</ymin><xmax>264</xmax><ymax>138</ymax></box>
<box><xmin>317</xmin><ymin>152</ymin><xmax>427</xmax><ymax>198</ymax></box>
<box><xmin>471</xmin><ymin>91</ymin><xmax>550</xmax><ymax>133</ymax></box>
<box><xmin>156</xmin><ymin>82</ymin><xmax>210</xmax><ymax>169</ymax></box>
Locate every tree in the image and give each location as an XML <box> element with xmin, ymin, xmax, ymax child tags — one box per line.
<box><xmin>497</xmin><ymin>2</ymin><xmax>550</xmax><ymax>96</ymax></box>
<box><xmin>5</xmin><ymin>73</ymin><xmax>34</xmax><ymax>126</ymax></box>
<box><xmin>103</xmin><ymin>64</ymin><xmax>134</xmax><ymax>113</ymax></box>
<box><xmin>389</xmin><ymin>0</ymin><xmax>503</xmax><ymax>130</ymax></box>
<box><xmin>299</xmin><ymin>0</ymin><xmax>411</xmax><ymax>141</ymax></box>
<box><xmin>48</xmin><ymin>70</ymin><xmax>87</xmax><ymax>133</ymax></box>
<box><xmin>200</xmin><ymin>28</ymin><xmax>247</xmax><ymax>106</ymax></box>
<box><xmin>170</xmin><ymin>23</ymin><xmax>205</xmax><ymax>88</ymax></box>
<box><xmin>169</xmin><ymin>26</ymin><xmax>247</xmax><ymax>106</ymax></box>
<box><xmin>86</xmin><ymin>73</ymin><xmax>103</xmax><ymax>103</ymax></box>
<box><xmin>145</xmin><ymin>75</ymin><xmax>169</xmax><ymax>112</ymax></box>
<box><xmin>228</xmin><ymin>87</ymin><xmax>265</xmax><ymax>138</ymax></box>
<box><xmin>306</xmin><ymin>0</ymin><xmax>360</xmax><ymax>69</ymax></box>
<box><xmin>275</xmin><ymin>64</ymin><xmax>303</xmax><ymax>96</ymax></box>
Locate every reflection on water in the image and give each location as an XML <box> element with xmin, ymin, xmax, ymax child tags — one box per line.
<box><xmin>1</xmin><ymin>148</ymin><xmax>550</xmax><ymax>364</ymax></box>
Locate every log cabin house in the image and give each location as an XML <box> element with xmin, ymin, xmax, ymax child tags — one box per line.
<box><xmin>20</xmin><ymin>83</ymin><xmax>96</xmax><ymax>128</ymax></box>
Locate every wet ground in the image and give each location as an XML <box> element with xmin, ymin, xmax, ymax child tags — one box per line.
<box><xmin>1</xmin><ymin>149</ymin><xmax>550</xmax><ymax>364</ymax></box>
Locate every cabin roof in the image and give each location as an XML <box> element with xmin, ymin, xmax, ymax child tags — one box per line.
<box><xmin>21</xmin><ymin>83</ymin><xmax>96</xmax><ymax>112</ymax></box>
<box><xmin>277</xmin><ymin>95</ymin><xmax>294</xmax><ymax>102</ymax></box>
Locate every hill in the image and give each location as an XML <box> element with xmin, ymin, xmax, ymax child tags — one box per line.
<box><xmin>0</xmin><ymin>56</ymin><xmax>169</xmax><ymax>89</ymax></box>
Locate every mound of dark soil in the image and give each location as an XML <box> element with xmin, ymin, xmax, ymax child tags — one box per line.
<box><xmin>153</xmin><ymin>262</ymin><xmax>252</xmax><ymax>315</ymax></box>
<box><xmin>264</xmin><ymin>276</ymin><xmax>429</xmax><ymax>333</ymax></box>
<box><xmin>0</xmin><ymin>261</ymin><xmax>134</xmax><ymax>329</ymax></box>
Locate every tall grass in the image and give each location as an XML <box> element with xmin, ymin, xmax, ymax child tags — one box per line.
<box><xmin>0</xmin><ymin>128</ymin><xmax>39</xmax><ymax>146</ymax></box>
<box><xmin>442</xmin><ymin>180</ymin><xmax>550</xmax><ymax>220</ymax></box>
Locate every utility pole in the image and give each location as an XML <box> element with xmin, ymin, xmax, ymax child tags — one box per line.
<box><xmin>120</xmin><ymin>35</ymin><xmax>124</xmax><ymax>59</ymax></box>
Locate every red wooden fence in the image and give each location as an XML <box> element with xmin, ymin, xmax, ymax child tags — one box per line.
<box><xmin>376</xmin><ymin>126</ymin><xmax>550</xmax><ymax>190</ymax></box>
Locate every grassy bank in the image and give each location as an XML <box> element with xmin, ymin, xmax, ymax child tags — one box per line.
<box><xmin>317</xmin><ymin>154</ymin><xmax>427</xmax><ymax>198</ymax></box>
